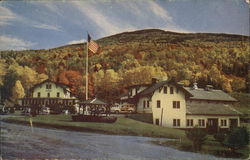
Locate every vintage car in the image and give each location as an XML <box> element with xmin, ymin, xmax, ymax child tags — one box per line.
<box><xmin>110</xmin><ymin>103</ymin><xmax>135</xmax><ymax>114</ymax></box>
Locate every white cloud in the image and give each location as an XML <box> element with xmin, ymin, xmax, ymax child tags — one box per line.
<box><xmin>0</xmin><ymin>6</ymin><xmax>17</xmax><ymax>26</ymax></box>
<box><xmin>147</xmin><ymin>1</ymin><xmax>173</xmax><ymax>22</ymax></box>
<box><xmin>33</xmin><ymin>24</ymin><xmax>62</xmax><ymax>31</ymax></box>
<box><xmin>71</xmin><ymin>1</ymin><xmax>126</xmax><ymax>36</ymax></box>
<box><xmin>0</xmin><ymin>35</ymin><xmax>36</xmax><ymax>50</ymax></box>
<box><xmin>67</xmin><ymin>39</ymin><xmax>86</xmax><ymax>45</ymax></box>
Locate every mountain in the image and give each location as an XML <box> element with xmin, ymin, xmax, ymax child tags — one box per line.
<box><xmin>0</xmin><ymin>29</ymin><xmax>249</xmax><ymax>101</ymax></box>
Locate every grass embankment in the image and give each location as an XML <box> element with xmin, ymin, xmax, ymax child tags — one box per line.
<box><xmin>3</xmin><ymin>114</ymin><xmax>185</xmax><ymax>139</ymax></box>
<box><xmin>3</xmin><ymin>113</ymin><xmax>249</xmax><ymax>158</ymax></box>
<box><xmin>153</xmin><ymin>134</ymin><xmax>249</xmax><ymax>159</ymax></box>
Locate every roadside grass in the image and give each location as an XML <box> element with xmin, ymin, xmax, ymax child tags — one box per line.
<box><xmin>3</xmin><ymin>113</ymin><xmax>249</xmax><ymax>158</ymax></box>
<box><xmin>3</xmin><ymin>114</ymin><xmax>185</xmax><ymax>139</ymax></box>
<box><xmin>127</xmin><ymin>113</ymin><xmax>153</xmax><ymax>124</ymax></box>
<box><xmin>153</xmin><ymin>134</ymin><xmax>249</xmax><ymax>159</ymax></box>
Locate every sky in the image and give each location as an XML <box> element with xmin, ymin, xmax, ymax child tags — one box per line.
<box><xmin>0</xmin><ymin>0</ymin><xmax>249</xmax><ymax>50</ymax></box>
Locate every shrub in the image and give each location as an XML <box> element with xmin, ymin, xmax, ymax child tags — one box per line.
<box><xmin>223</xmin><ymin>127</ymin><xmax>249</xmax><ymax>152</ymax></box>
<box><xmin>213</xmin><ymin>130</ymin><xmax>228</xmax><ymax>144</ymax></box>
<box><xmin>186</xmin><ymin>127</ymin><xmax>207</xmax><ymax>151</ymax></box>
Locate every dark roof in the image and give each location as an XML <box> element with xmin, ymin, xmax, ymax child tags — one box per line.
<box><xmin>125</xmin><ymin>84</ymin><xmax>151</xmax><ymax>89</ymax></box>
<box><xmin>118</xmin><ymin>92</ymin><xmax>128</xmax><ymax>99</ymax></box>
<box><xmin>135</xmin><ymin>80</ymin><xmax>192</xmax><ymax>97</ymax></box>
<box><xmin>186</xmin><ymin>103</ymin><xmax>241</xmax><ymax>116</ymax></box>
<box><xmin>80</xmin><ymin>98</ymin><xmax>107</xmax><ymax>105</ymax></box>
<box><xmin>183</xmin><ymin>87</ymin><xmax>237</xmax><ymax>102</ymax></box>
<box><xmin>31</xmin><ymin>79</ymin><xmax>69</xmax><ymax>91</ymax></box>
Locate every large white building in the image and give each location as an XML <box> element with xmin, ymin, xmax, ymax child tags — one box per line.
<box><xmin>19</xmin><ymin>79</ymin><xmax>78</xmax><ymax>108</ymax></box>
<box><xmin>119</xmin><ymin>79</ymin><xmax>241</xmax><ymax>131</ymax></box>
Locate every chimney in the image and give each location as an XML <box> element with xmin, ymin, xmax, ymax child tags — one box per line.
<box><xmin>152</xmin><ymin>77</ymin><xmax>159</xmax><ymax>84</ymax></box>
<box><xmin>205</xmin><ymin>85</ymin><xmax>213</xmax><ymax>91</ymax></box>
<box><xmin>192</xmin><ymin>82</ymin><xmax>198</xmax><ymax>89</ymax></box>
<box><xmin>177</xmin><ymin>82</ymin><xmax>185</xmax><ymax>87</ymax></box>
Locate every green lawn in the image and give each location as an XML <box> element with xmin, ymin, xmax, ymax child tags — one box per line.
<box><xmin>3</xmin><ymin>114</ymin><xmax>185</xmax><ymax>139</ymax></box>
<box><xmin>3</xmin><ymin>113</ymin><xmax>249</xmax><ymax>158</ymax></box>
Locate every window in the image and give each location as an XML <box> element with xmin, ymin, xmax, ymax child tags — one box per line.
<box><xmin>187</xmin><ymin>119</ymin><xmax>193</xmax><ymax>127</ymax></box>
<box><xmin>155</xmin><ymin>119</ymin><xmax>160</xmax><ymax>125</ymax></box>
<box><xmin>221</xmin><ymin>119</ymin><xmax>227</xmax><ymax>126</ymax></box>
<box><xmin>170</xmin><ymin>87</ymin><xmax>174</xmax><ymax>94</ymax></box>
<box><xmin>46</xmin><ymin>84</ymin><xmax>52</xmax><ymax>89</ymax></box>
<box><xmin>147</xmin><ymin>101</ymin><xmax>150</xmax><ymax>108</ymax></box>
<box><xmin>176</xmin><ymin>88</ymin><xmax>179</xmax><ymax>93</ymax></box>
<box><xmin>47</xmin><ymin>93</ymin><xmax>50</xmax><ymax>98</ymax></box>
<box><xmin>57</xmin><ymin>92</ymin><xmax>60</xmax><ymax>98</ymax></box>
<box><xmin>198</xmin><ymin>119</ymin><xmax>205</xmax><ymax>127</ymax></box>
<box><xmin>157</xmin><ymin>100</ymin><xmax>161</xmax><ymax>108</ymax></box>
<box><xmin>37</xmin><ymin>92</ymin><xmax>41</xmax><ymax>97</ymax></box>
<box><xmin>173</xmin><ymin>101</ymin><xmax>180</xmax><ymax>109</ymax></box>
<box><xmin>143</xmin><ymin>100</ymin><xmax>146</xmax><ymax>108</ymax></box>
<box><xmin>163</xmin><ymin>86</ymin><xmax>167</xmax><ymax>94</ymax></box>
<box><xmin>129</xmin><ymin>90</ymin><xmax>132</xmax><ymax>96</ymax></box>
<box><xmin>173</xmin><ymin>119</ymin><xmax>180</xmax><ymax>127</ymax></box>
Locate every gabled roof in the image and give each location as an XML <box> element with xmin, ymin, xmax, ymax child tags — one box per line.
<box><xmin>135</xmin><ymin>80</ymin><xmax>193</xmax><ymax>97</ymax></box>
<box><xmin>186</xmin><ymin>103</ymin><xmax>241</xmax><ymax>116</ymax></box>
<box><xmin>31</xmin><ymin>79</ymin><xmax>70</xmax><ymax>91</ymax></box>
<box><xmin>125</xmin><ymin>84</ymin><xmax>151</xmax><ymax>89</ymax></box>
<box><xmin>80</xmin><ymin>98</ymin><xmax>107</xmax><ymax>105</ymax></box>
<box><xmin>183</xmin><ymin>87</ymin><xmax>237</xmax><ymax>102</ymax></box>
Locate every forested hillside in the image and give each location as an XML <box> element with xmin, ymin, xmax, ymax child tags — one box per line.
<box><xmin>0</xmin><ymin>29</ymin><xmax>249</xmax><ymax>103</ymax></box>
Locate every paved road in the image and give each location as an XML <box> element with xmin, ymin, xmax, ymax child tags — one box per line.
<box><xmin>0</xmin><ymin>121</ymin><xmax>238</xmax><ymax>160</ymax></box>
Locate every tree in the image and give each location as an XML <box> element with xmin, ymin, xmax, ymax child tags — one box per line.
<box><xmin>0</xmin><ymin>60</ymin><xmax>7</xmax><ymax>86</ymax></box>
<box><xmin>93</xmin><ymin>69</ymin><xmax>121</xmax><ymax>101</ymax></box>
<box><xmin>186</xmin><ymin>127</ymin><xmax>207</xmax><ymax>151</ymax></box>
<box><xmin>223</xmin><ymin>127</ymin><xmax>249</xmax><ymax>153</ymax></box>
<box><xmin>11</xmin><ymin>80</ymin><xmax>25</xmax><ymax>100</ymax></box>
<box><xmin>1</xmin><ymin>70</ymin><xmax>18</xmax><ymax>101</ymax></box>
<box><xmin>122</xmin><ymin>65</ymin><xmax>167</xmax><ymax>87</ymax></box>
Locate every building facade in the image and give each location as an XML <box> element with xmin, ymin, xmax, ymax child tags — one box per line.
<box><xmin>119</xmin><ymin>79</ymin><xmax>241</xmax><ymax>130</ymax></box>
<box><xmin>19</xmin><ymin>80</ymin><xmax>78</xmax><ymax>108</ymax></box>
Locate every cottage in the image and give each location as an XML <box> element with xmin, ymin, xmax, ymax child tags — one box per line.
<box><xmin>119</xmin><ymin>79</ymin><xmax>241</xmax><ymax>131</ymax></box>
<box><xmin>18</xmin><ymin>79</ymin><xmax>78</xmax><ymax>109</ymax></box>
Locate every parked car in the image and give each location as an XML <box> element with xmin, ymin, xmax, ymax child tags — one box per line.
<box><xmin>111</xmin><ymin>104</ymin><xmax>135</xmax><ymax>114</ymax></box>
<box><xmin>21</xmin><ymin>108</ymin><xmax>31</xmax><ymax>115</ymax></box>
<box><xmin>0</xmin><ymin>104</ymin><xmax>8</xmax><ymax>115</ymax></box>
<box><xmin>40</xmin><ymin>107</ymin><xmax>50</xmax><ymax>115</ymax></box>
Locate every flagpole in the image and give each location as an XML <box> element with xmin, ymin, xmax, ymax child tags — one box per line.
<box><xmin>86</xmin><ymin>37</ymin><xmax>88</xmax><ymax>101</ymax></box>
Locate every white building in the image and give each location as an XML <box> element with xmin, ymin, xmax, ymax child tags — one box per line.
<box><xmin>19</xmin><ymin>79</ymin><xmax>78</xmax><ymax>108</ymax></box>
<box><xmin>119</xmin><ymin>79</ymin><xmax>241</xmax><ymax>131</ymax></box>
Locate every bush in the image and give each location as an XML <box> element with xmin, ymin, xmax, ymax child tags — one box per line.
<box><xmin>213</xmin><ymin>130</ymin><xmax>228</xmax><ymax>144</ymax></box>
<box><xmin>223</xmin><ymin>127</ymin><xmax>249</xmax><ymax>152</ymax></box>
<box><xmin>186</xmin><ymin>127</ymin><xmax>207</xmax><ymax>151</ymax></box>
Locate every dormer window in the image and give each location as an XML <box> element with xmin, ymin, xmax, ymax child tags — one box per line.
<box><xmin>170</xmin><ymin>87</ymin><xmax>174</xmax><ymax>94</ymax></box>
<box><xmin>135</xmin><ymin>88</ymin><xmax>138</xmax><ymax>95</ymax></box>
<box><xmin>129</xmin><ymin>90</ymin><xmax>132</xmax><ymax>96</ymax></box>
<box><xmin>46</xmin><ymin>84</ymin><xmax>52</xmax><ymax>89</ymax></box>
<box><xmin>163</xmin><ymin>86</ymin><xmax>167</xmax><ymax>94</ymax></box>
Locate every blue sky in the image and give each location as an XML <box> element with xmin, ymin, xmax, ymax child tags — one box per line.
<box><xmin>0</xmin><ymin>0</ymin><xmax>249</xmax><ymax>50</ymax></box>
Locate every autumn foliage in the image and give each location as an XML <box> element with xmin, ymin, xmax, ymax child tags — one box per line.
<box><xmin>0</xmin><ymin>29</ymin><xmax>249</xmax><ymax>102</ymax></box>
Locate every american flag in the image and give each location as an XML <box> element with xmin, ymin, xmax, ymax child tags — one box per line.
<box><xmin>87</xmin><ymin>34</ymin><xmax>99</xmax><ymax>54</ymax></box>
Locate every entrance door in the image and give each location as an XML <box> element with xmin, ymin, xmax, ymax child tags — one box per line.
<box><xmin>229</xmin><ymin>119</ymin><xmax>238</xmax><ymax>128</ymax></box>
<box><xmin>207</xmin><ymin>118</ymin><xmax>218</xmax><ymax>133</ymax></box>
